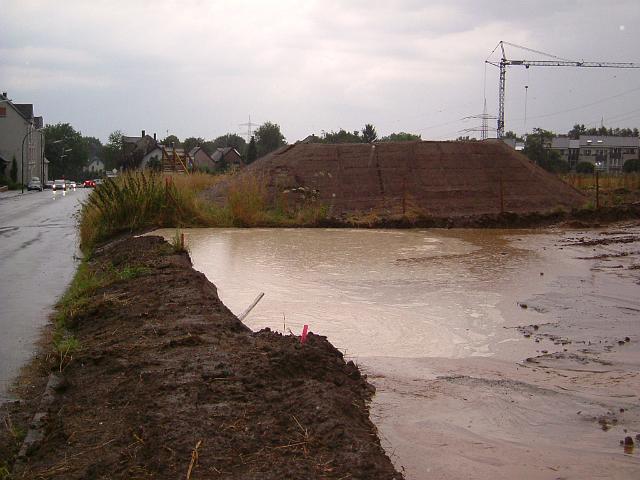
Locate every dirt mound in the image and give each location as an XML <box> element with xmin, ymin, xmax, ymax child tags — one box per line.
<box><xmin>12</xmin><ymin>236</ymin><xmax>401</xmax><ymax>479</ymax></box>
<box><xmin>207</xmin><ymin>140</ymin><xmax>585</xmax><ymax>219</ymax></box>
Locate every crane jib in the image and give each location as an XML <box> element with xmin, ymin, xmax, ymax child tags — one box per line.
<box><xmin>490</xmin><ymin>40</ymin><xmax>640</xmax><ymax>138</ymax></box>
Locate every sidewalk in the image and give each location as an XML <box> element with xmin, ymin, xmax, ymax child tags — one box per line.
<box><xmin>0</xmin><ymin>189</ymin><xmax>30</xmax><ymax>201</ymax></box>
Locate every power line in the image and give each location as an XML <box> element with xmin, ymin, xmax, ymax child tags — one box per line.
<box><xmin>511</xmin><ymin>84</ymin><xmax>640</xmax><ymax>122</ymax></box>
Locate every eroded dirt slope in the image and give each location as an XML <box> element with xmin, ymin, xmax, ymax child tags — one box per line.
<box><xmin>206</xmin><ymin>140</ymin><xmax>585</xmax><ymax>218</ymax></box>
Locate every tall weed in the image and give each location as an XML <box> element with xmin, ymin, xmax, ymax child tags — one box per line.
<box><xmin>79</xmin><ymin>171</ymin><xmax>221</xmax><ymax>250</ymax></box>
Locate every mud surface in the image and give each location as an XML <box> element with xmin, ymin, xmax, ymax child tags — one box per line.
<box><xmin>364</xmin><ymin>224</ymin><xmax>640</xmax><ymax>479</ymax></box>
<box><xmin>3</xmin><ymin>236</ymin><xmax>400</xmax><ymax>479</ymax></box>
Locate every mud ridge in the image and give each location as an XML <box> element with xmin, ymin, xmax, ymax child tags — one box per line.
<box><xmin>7</xmin><ymin>236</ymin><xmax>402</xmax><ymax>479</ymax></box>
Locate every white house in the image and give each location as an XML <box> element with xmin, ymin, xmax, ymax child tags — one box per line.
<box><xmin>84</xmin><ymin>157</ymin><xmax>105</xmax><ymax>173</ymax></box>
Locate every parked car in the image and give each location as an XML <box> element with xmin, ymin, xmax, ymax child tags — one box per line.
<box><xmin>44</xmin><ymin>180</ymin><xmax>54</xmax><ymax>189</ymax></box>
<box><xmin>52</xmin><ymin>179</ymin><xmax>67</xmax><ymax>191</ymax></box>
<box><xmin>83</xmin><ymin>179</ymin><xmax>96</xmax><ymax>188</ymax></box>
<box><xmin>27</xmin><ymin>177</ymin><xmax>43</xmax><ymax>191</ymax></box>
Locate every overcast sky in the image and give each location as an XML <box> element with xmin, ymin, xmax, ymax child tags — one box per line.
<box><xmin>2</xmin><ymin>0</ymin><xmax>639</xmax><ymax>143</ymax></box>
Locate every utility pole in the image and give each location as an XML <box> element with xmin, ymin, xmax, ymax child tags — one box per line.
<box><xmin>486</xmin><ymin>41</ymin><xmax>640</xmax><ymax>138</ymax></box>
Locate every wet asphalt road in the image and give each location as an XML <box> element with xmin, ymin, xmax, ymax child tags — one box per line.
<box><xmin>0</xmin><ymin>188</ymin><xmax>89</xmax><ymax>402</ymax></box>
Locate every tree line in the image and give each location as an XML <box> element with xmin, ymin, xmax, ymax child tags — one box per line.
<box><xmin>39</xmin><ymin>121</ymin><xmax>426</xmax><ymax>179</ymax></box>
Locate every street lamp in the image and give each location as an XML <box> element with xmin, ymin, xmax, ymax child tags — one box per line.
<box><xmin>21</xmin><ymin>129</ymin><xmax>44</xmax><ymax>194</ymax></box>
<box><xmin>46</xmin><ymin>139</ymin><xmax>66</xmax><ymax>184</ymax></box>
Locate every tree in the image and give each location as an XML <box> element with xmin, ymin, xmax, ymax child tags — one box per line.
<box><xmin>254</xmin><ymin>122</ymin><xmax>286</xmax><ymax>157</ymax></box>
<box><xmin>10</xmin><ymin>156</ymin><xmax>17</xmax><ymax>183</ymax></box>
<box><xmin>162</xmin><ymin>135</ymin><xmax>180</xmax><ymax>147</ymax></box>
<box><xmin>623</xmin><ymin>158</ymin><xmax>640</xmax><ymax>173</ymax></box>
<box><xmin>103</xmin><ymin>130</ymin><xmax>124</xmax><ymax>170</ymax></box>
<box><xmin>147</xmin><ymin>157</ymin><xmax>162</xmax><ymax>172</ymax></box>
<box><xmin>379</xmin><ymin>132</ymin><xmax>421</xmax><ymax>142</ymax></box>
<box><xmin>211</xmin><ymin>134</ymin><xmax>247</xmax><ymax>154</ymax></box>
<box><xmin>523</xmin><ymin>128</ymin><xmax>568</xmax><ymax>173</ymax></box>
<box><xmin>247</xmin><ymin>136</ymin><xmax>258</xmax><ymax>164</ymax></box>
<box><xmin>43</xmin><ymin>123</ymin><xmax>89</xmax><ymax>179</ymax></box>
<box><xmin>361</xmin><ymin>124</ymin><xmax>378</xmax><ymax>143</ymax></box>
<box><xmin>321</xmin><ymin>129</ymin><xmax>361</xmax><ymax>144</ymax></box>
<box><xmin>182</xmin><ymin>137</ymin><xmax>205</xmax><ymax>153</ymax></box>
<box><xmin>503</xmin><ymin>131</ymin><xmax>524</xmax><ymax>141</ymax></box>
<box><xmin>568</xmin><ymin>124</ymin><xmax>586</xmax><ymax>139</ymax></box>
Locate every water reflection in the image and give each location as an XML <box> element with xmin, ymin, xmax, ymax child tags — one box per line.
<box><xmin>155</xmin><ymin>228</ymin><xmax>557</xmax><ymax>359</ymax></box>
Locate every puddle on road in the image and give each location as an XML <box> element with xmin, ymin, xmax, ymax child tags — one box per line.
<box><xmin>155</xmin><ymin>228</ymin><xmax>582</xmax><ymax>361</ymax></box>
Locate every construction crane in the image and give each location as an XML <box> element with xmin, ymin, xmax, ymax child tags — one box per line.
<box><xmin>486</xmin><ymin>41</ymin><xmax>640</xmax><ymax>138</ymax></box>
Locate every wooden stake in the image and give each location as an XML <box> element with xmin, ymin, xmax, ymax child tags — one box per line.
<box><xmin>186</xmin><ymin>440</ymin><xmax>202</xmax><ymax>480</ymax></box>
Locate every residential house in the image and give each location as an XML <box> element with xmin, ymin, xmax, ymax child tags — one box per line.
<box><xmin>544</xmin><ymin>135</ymin><xmax>639</xmax><ymax>172</ymax></box>
<box><xmin>0</xmin><ymin>92</ymin><xmax>47</xmax><ymax>182</ymax></box>
<box><xmin>189</xmin><ymin>146</ymin><xmax>217</xmax><ymax>172</ymax></box>
<box><xmin>576</xmin><ymin>136</ymin><xmax>639</xmax><ymax>172</ymax></box>
<box><xmin>211</xmin><ymin>147</ymin><xmax>243</xmax><ymax>170</ymax></box>
<box><xmin>84</xmin><ymin>157</ymin><xmax>105</xmax><ymax>174</ymax></box>
<box><xmin>549</xmin><ymin>137</ymin><xmax>580</xmax><ymax>169</ymax></box>
<box><xmin>122</xmin><ymin>130</ymin><xmax>159</xmax><ymax>168</ymax></box>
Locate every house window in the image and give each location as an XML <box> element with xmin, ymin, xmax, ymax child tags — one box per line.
<box><xmin>0</xmin><ymin>107</ymin><xmax>6</xmax><ymax>117</ymax></box>
<box><xmin>623</xmin><ymin>148</ymin><xmax>636</xmax><ymax>155</ymax></box>
<box><xmin>583</xmin><ymin>149</ymin><xmax>591</xmax><ymax>156</ymax></box>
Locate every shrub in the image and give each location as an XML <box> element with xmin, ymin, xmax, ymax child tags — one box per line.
<box><xmin>623</xmin><ymin>158</ymin><xmax>640</xmax><ymax>173</ymax></box>
<box><xmin>576</xmin><ymin>161</ymin><xmax>595</xmax><ymax>174</ymax></box>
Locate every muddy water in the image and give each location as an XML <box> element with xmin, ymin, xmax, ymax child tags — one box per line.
<box><xmin>155</xmin><ymin>227</ymin><xmax>640</xmax><ymax>478</ymax></box>
<box><xmin>156</xmin><ymin>228</ymin><xmax>580</xmax><ymax>361</ymax></box>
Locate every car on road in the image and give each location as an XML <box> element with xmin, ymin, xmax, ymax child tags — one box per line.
<box><xmin>52</xmin><ymin>179</ymin><xmax>67</xmax><ymax>191</ymax></box>
<box><xmin>27</xmin><ymin>177</ymin><xmax>43</xmax><ymax>191</ymax></box>
<box><xmin>83</xmin><ymin>179</ymin><xmax>96</xmax><ymax>188</ymax></box>
<box><xmin>44</xmin><ymin>180</ymin><xmax>54</xmax><ymax>189</ymax></box>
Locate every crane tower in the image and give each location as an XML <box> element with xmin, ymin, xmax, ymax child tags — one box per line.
<box><xmin>486</xmin><ymin>41</ymin><xmax>640</xmax><ymax>138</ymax></box>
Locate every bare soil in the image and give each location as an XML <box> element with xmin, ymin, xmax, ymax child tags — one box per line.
<box><xmin>2</xmin><ymin>236</ymin><xmax>401</xmax><ymax>479</ymax></box>
<box><xmin>206</xmin><ymin>140</ymin><xmax>587</xmax><ymax>220</ymax></box>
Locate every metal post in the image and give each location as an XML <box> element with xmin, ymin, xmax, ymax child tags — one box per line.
<box><xmin>41</xmin><ymin>132</ymin><xmax>45</xmax><ymax>185</ymax></box>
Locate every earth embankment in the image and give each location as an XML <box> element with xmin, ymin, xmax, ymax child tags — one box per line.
<box><xmin>8</xmin><ymin>236</ymin><xmax>401</xmax><ymax>479</ymax></box>
<box><xmin>206</xmin><ymin>140</ymin><xmax>586</xmax><ymax>219</ymax></box>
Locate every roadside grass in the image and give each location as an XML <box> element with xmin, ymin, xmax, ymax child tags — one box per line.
<box><xmin>52</xmin><ymin>256</ymin><xmax>152</xmax><ymax>371</ymax></box>
<box><xmin>0</xmin><ymin>414</ymin><xmax>25</xmax><ymax>480</ymax></box>
<box><xmin>78</xmin><ymin>170</ymin><xmax>332</xmax><ymax>249</ymax></box>
<box><xmin>79</xmin><ymin>170</ymin><xmax>221</xmax><ymax>252</ymax></box>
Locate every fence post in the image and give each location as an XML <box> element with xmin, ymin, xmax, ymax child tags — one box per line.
<box><xmin>595</xmin><ymin>170</ymin><xmax>600</xmax><ymax>209</ymax></box>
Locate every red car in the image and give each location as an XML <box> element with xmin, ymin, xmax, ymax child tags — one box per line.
<box><xmin>83</xmin><ymin>179</ymin><xmax>96</xmax><ymax>188</ymax></box>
